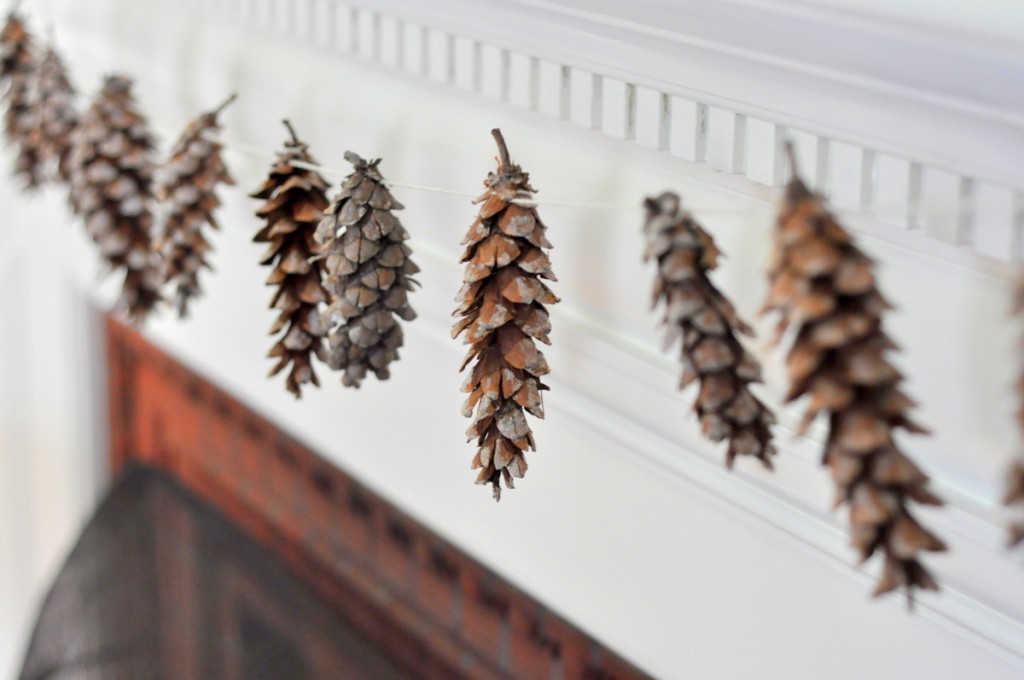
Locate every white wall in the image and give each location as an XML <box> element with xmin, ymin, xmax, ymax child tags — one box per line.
<box><xmin>3</xmin><ymin>0</ymin><xmax>1024</xmax><ymax>678</ymax></box>
<box><xmin>0</xmin><ymin>184</ymin><xmax>107</xmax><ymax>677</ymax></box>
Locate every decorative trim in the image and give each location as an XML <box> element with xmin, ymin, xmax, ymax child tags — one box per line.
<box><xmin>192</xmin><ymin>0</ymin><xmax>1024</xmax><ymax>269</ymax></box>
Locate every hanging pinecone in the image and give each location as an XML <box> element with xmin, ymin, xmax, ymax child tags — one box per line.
<box><xmin>1005</xmin><ymin>277</ymin><xmax>1024</xmax><ymax>548</ymax></box>
<box><xmin>1006</xmin><ymin>462</ymin><xmax>1024</xmax><ymax>549</ymax></box>
<box><xmin>68</xmin><ymin>75</ymin><xmax>162</xmax><ymax>323</ymax></box>
<box><xmin>0</xmin><ymin>10</ymin><xmax>43</xmax><ymax>189</ymax></box>
<box><xmin>32</xmin><ymin>43</ymin><xmax>79</xmax><ymax>183</ymax></box>
<box><xmin>314</xmin><ymin>151</ymin><xmax>419</xmax><ymax>387</ymax></box>
<box><xmin>762</xmin><ymin>146</ymin><xmax>946</xmax><ymax>600</ymax></box>
<box><xmin>251</xmin><ymin>120</ymin><xmax>330</xmax><ymax>398</ymax></box>
<box><xmin>453</xmin><ymin>129</ymin><xmax>558</xmax><ymax>501</ymax></box>
<box><xmin>155</xmin><ymin>94</ymin><xmax>237</xmax><ymax>318</ymax></box>
<box><xmin>644</xmin><ymin>192</ymin><xmax>776</xmax><ymax>469</ymax></box>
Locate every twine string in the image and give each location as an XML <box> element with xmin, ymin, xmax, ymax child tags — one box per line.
<box><xmin>203</xmin><ymin>131</ymin><xmax>755</xmax><ymax>214</ymax></box>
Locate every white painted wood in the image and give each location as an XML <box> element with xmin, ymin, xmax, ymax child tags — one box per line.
<box><xmin>0</xmin><ymin>183</ymin><xmax>107</xmax><ymax>679</ymax></box>
<box><xmin>706</xmin><ymin>107</ymin><xmax>746</xmax><ymax>174</ymax></box>
<box><xmin>632</xmin><ymin>85</ymin><xmax>662</xmax><ymax>152</ymax></box>
<box><xmin>364</xmin><ymin>0</ymin><xmax>1024</xmax><ymax>188</ymax></box>
<box><xmin>666</xmin><ymin>97</ymin><xmax>703</xmax><ymax>163</ymax></box>
<box><xmin>600</xmin><ymin>76</ymin><xmax>627</xmax><ymax>140</ymax></box>
<box><xmin>567</xmin><ymin>66</ymin><xmax>592</xmax><ymax>127</ymax></box>
<box><xmin>534</xmin><ymin>58</ymin><xmax>561</xmax><ymax>119</ymax></box>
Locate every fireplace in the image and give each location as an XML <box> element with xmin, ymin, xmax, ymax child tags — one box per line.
<box><xmin>18</xmin><ymin>318</ymin><xmax>649</xmax><ymax>680</ymax></box>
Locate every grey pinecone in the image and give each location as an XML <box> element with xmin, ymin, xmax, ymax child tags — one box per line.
<box><xmin>33</xmin><ymin>44</ymin><xmax>79</xmax><ymax>183</ymax></box>
<box><xmin>644</xmin><ymin>191</ymin><xmax>776</xmax><ymax>469</ymax></box>
<box><xmin>156</xmin><ymin>95</ymin><xmax>236</xmax><ymax>318</ymax></box>
<box><xmin>314</xmin><ymin>151</ymin><xmax>419</xmax><ymax>388</ymax></box>
<box><xmin>68</xmin><ymin>75</ymin><xmax>162</xmax><ymax>324</ymax></box>
<box><xmin>0</xmin><ymin>12</ymin><xmax>44</xmax><ymax>189</ymax></box>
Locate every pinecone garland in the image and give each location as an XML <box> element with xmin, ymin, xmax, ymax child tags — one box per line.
<box><xmin>644</xmin><ymin>192</ymin><xmax>776</xmax><ymax>469</ymax></box>
<box><xmin>314</xmin><ymin>151</ymin><xmax>419</xmax><ymax>387</ymax></box>
<box><xmin>68</xmin><ymin>75</ymin><xmax>162</xmax><ymax>323</ymax></box>
<box><xmin>453</xmin><ymin>129</ymin><xmax>558</xmax><ymax>501</ymax></box>
<box><xmin>251</xmin><ymin>120</ymin><xmax>330</xmax><ymax>399</ymax></box>
<box><xmin>762</xmin><ymin>148</ymin><xmax>946</xmax><ymax>600</ymax></box>
<box><xmin>33</xmin><ymin>44</ymin><xmax>79</xmax><ymax>183</ymax></box>
<box><xmin>0</xmin><ymin>11</ymin><xmax>43</xmax><ymax>189</ymax></box>
<box><xmin>156</xmin><ymin>94</ymin><xmax>237</xmax><ymax>318</ymax></box>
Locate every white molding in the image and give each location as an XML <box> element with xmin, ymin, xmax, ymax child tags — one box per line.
<box><xmin>196</xmin><ymin>0</ymin><xmax>1024</xmax><ymax>269</ymax></box>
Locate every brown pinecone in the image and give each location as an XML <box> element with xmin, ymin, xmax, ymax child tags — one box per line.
<box><xmin>1006</xmin><ymin>461</ymin><xmax>1024</xmax><ymax>549</ymax></box>
<box><xmin>762</xmin><ymin>150</ymin><xmax>946</xmax><ymax>600</ymax></box>
<box><xmin>156</xmin><ymin>94</ymin><xmax>237</xmax><ymax>318</ymax></box>
<box><xmin>68</xmin><ymin>75</ymin><xmax>162</xmax><ymax>324</ymax></box>
<box><xmin>453</xmin><ymin>129</ymin><xmax>558</xmax><ymax>501</ymax></box>
<box><xmin>1005</xmin><ymin>278</ymin><xmax>1024</xmax><ymax>548</ymax></box>
<box><xmin>314</xmin><ymin>151</ymin><xmax>419</xmax><ymax>388</ymax></box>
<box><xmin>0</xmin><ymin>11</ymin><xmax>43</xmax><ymax>189</ymax></box>
<box><xmin>251</xmin><ymin>120</ymin><xmax>330</xmax><ymax>399</ymax></box>
<box><xmin>33</xmin><ymin>44</ymin><xmax>79</xmax><ymax>183</ymax></box>
<box><xmin>644</xmin><ymin>192</ymin><xmax>776</xmax><ymax>469</ymax></box>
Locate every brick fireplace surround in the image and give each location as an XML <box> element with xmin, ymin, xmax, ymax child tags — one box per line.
<box><xmin>105</xmin><ymin>317</ymin><xmax>649</xmax><ymax>680</ymax></box>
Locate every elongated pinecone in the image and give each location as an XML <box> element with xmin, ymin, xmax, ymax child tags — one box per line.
<box><xmin>314</xmin><ymin>152</ymin><xmax>419</xmax><ymax>387</ymax></box>
<box><xmin>453</xmin><ymin>129</ymin><xmax>558</xmax><ymax>501</ymax></box>
<box><xmin>156</xmin><ymin>95</ymin><xmax>236</xmax><ymax>318</ymax></box>
<box><xmin>762</xmin><ymin>160</ymin><xmax>946</xmax><ymax>600</ymax></box>
<box><xmin>644</xmin><ymin>192</ymin><xmax>776</xmax><ymax>468</ymax></box>
<box><xmin>33</xmin><ymin>44</ymin><xmax>79</xmax><ymax>183</ymax></box>
<box><xmin>68</xmin><ymin>75</ymin><xmax>162</xmax><ymax>323</ymax></box>
<box><xmin>1005</xmin><ymin>278</ymin><xmax>1024</xmax><ymax>548</ymax></box>
<box><xmin>0</xmin><ymin>11</ymin><xmax>43</xmax><ymax>189</ymax></box>
<box><xmin>251</xmin><ymin>121</ymin><xmax>330</xmax><ymax>398</ymax></box>
<box><xmin>1006</xmin><ymin>462</ymin><xmax>1024</xmax><ymax>549</ymax></box>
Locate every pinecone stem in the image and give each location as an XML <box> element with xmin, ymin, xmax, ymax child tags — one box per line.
<box><xmin>214</xmin><ymin>92</ymin><xmax>238</xmax><ymax>116</ymax></box>
<box><xmin>784</xmin><ymin>140</ymin><xmax>798</xmax><ymax>177</ymax></box>
<box><xmin>282</xmin><ymin>118</ymin><xmax>300</xmax><ymax>145</ymax></box>
<box><xmin>491</xmin><ymin>128</ymin><xmax>511</xmax><ymax>170</ymax></box>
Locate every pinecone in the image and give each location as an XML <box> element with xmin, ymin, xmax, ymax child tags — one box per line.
<box><xmin>1006</xmin><ymin>461</ymin><xmax>1024</xmax><ymax>549</ymax></box>
<box><xmin>314</xmin><ymin>151</ymin><xmax>419</xmax><ymax>387</ymax></box>
<box><xmin>762</xmin><ymin>149</ymin><xmax>946</xmax><ymax>600</ymax></box>
<box><xmin>156</xmin><ymin>94</ymin><xmax>237</xmax><ymax>318</ymax></box>
<box><xmin>453</xmin><ymin>129</ymin><xmax>558</xmax><ymax>501</ymax></box>
<box><xmin>0</xmin><ymin>11</ymin><xmax>43</xmax><ymax>189</ymax></box>
<box><xmin>68</xmin><ymin>75</ymin><xmax>162</xmax><ymax>324</ymax></box>
<box><xmin>33</xmin><ymin>44</ymin><xmax>79</xmax><ymax>183</ymax></box>
<box><xmin>1005</xmin><ymin>277</ymin><xmax>1024</xmax><ymax>548</ymax></box>
<box><xmin>644</xmin><ymin>192</ymin><xmax>776</xmax><ymax>469</ymax></box>
<box><xmin>251</xmin><ymin>120</ymin><xmax>330</xmax><ymax>398</ymax></box>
